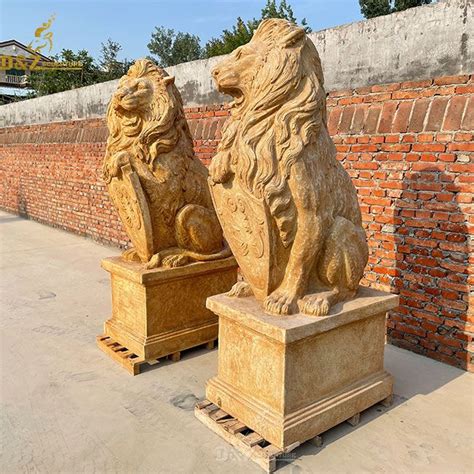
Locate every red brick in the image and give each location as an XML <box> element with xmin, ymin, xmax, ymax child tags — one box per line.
<box><xmin>461</xmin><ymin>97</ymin><xmax>474</xmax><ymax>131</ymax></box>
<box><xmin>408</xmin><ymin>99</ymin><xmax>430</xmax><ymax>132</ymax></box>
<box><xmin>425</xmin><ymin>97</ymin><xmax>449</xmax><ymax>131</ymax></box>
<box><xmin>350</xmin><ymin>105</ymin><xmax>368</xmax><ymax>134</ymax></box>
<box><xmin>328</xmin><ymin>89</ymin><xmax>352</xmax><ymax>98</ymax></box>
<box><xmin>412</xmin><ymin>143</ymin><xmax>446</xmax><ymax>152</ymax></box>
<box><xmin>456</xmin><ymin>85</ymin><xmax>474</xmax><ymax>94</ymax></box>
<box><xmin>391</xmin><ymin>101</ymin><xmax>413</xmax><ymax>133</ymax></box>
<box><xmin>362</xmin><ymin>106</ymin><xmax>382</xmax><ymax>134</ymax></box>
<box><xmin>447</xmin><ymin>143</ymin><xmax>474</xmax><ymax>152</ymax></box>
<box><xmin>443</xmin><ymin>96</ymin><xmax>468</xmax><ymax>131</ymax></box>
<box><xmin>434</xmin><ymin>75</ymin><xmax>470</xmax><ymax>86</ymax></box>
<box><xmin>339</xmin><ymin>106</ymin><xmax>356</xmax><ymax>133</ymax></box>
<box><xmin>401</xmin><ymin>79</ymin><xmax>433</xmax><ymax>89</ymax></box>
<box><xmin>371</xmin><ymin>83</ymin><xmax>400</xmax><ymax>93</ymax></box>
<box><xmin>327</xmin><ymin>107</ymin><xmax>342</xmax><ymax>135</ymax></box>
<box><xmin>454</xmin><ymin>132</ymin><xmax>473</xmax><ymax>141</ymax></box>
<box><xmin>364</xmin><ymin>92</ymin><xmax>392</xmax><ymax>103</ymax></box>
<box><xmin>378</xmin><ymin>101</ymin><xmax>399</xmax><ymax>133</ymax></box>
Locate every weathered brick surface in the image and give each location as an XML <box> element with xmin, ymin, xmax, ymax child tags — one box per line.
<box><xmin>0</xmin><ymin>75</ymin><xmax>472</xmax><ymax>371</ymax></box>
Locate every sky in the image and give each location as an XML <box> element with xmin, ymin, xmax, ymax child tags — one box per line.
<box><xmin>0</xmin><ymin>0</ymin><xmax>363</xmax><ymax>61</ymax></box>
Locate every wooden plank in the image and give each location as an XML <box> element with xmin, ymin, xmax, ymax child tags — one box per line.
<box><xmin>195</xmin><ymin>403</ymin><xmax>281</xmax><ymax>473</ymax></box>
<box><xmin>210</xmin><ymin>409</ymin><xmax>230</xmax><ymax>422</ymax></box>
<box><xmin>97</xmin><ymin>335</ymin><xmax>222</xmax><ymax>375</ymax></box>
<box><xmin>96</xmin><ymin>334</ymin><xmax>145</xmax><ymax>376</ymax></box>
<box><xmin>196</xmin><ymin>400</ymin><xmax>213</xmax><ymax>410</ymax></box>
<box><xmin>219</xmin><ymin>419</ymin><xmax>238</xmax><ymax>430</ymax></box>
<box><xmin>206</xmin><ymin>340</ymin><xmax>216</xmax><ymax>350</ymax></box>
<box><xmin>203</xmin><ymin>403</ymin><xmax>219</xmax><ymax>415</ymax></box>
<box><xmin>242</xmin><ymin>431</ymin><xmax>264</xmax><ymax>447</ymax></box>
<box><xmin>309</xmin><ymin>435</ymin><xmax>323</xmax><ymax>447</ymax></box>
<box><xmin>347</xmin><ymin>413</ymin><xmax>360</xmax><ymax>427</ymax></box>
<box><xmin>381</xmin><ymin>394</ymin><xmax>393</xmax><ymax>407</ymax></box>
<box><xmin>112</xmin><ymin>345</ymin><xmax>126</xmax><ymax>352</ymax></box>
<box><xmin>170</xmin><ymin>352</ymin><xmax>181</xmax><ymax>362</ymax></box>
<box><xmin>226</xmin><ymin>420</ymin><xmax>247</xmax><ymax>435</ymax></box>
<box><xmin>263</xmin><ymin>445</ymin><xmax>283</xmax><ymax>459</ymax></box>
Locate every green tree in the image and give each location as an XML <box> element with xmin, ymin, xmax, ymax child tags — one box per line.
<box><xmin>204</xmin><ymin>0</ymin><xmax>311</xmax><ymax>58</ymax></box>
<box><xmin>359</xmin><ymin>0</ymin><xmax>431</xmax><ymax>19</ymax></box>
<box><xmin>99</xmin><ymin>38</ymin><xmax>133</xmax><ymax>80</ymax></box>
<box><xmin>29</xmin><ymin>49</ymin><xmax>103</xmax><ymax>96</ymax></box>
<box><xmin>147</xmin><ymin>27</ymin><xmax>202</xmax><ymax>67</ymax></box>
<box><xmin>261</xmin><ymin>0</ymin><xmax>311</xmax><ymax>32</ymax></box>
<box><xmin>393</xmin><ymin>0</ymin><xmax>432</xmax><ymax>11</ymax></box>
<box><xmin>204</xmin><ymin>17</ymin><xmax>259</xmax><ymax>58</ymax></box>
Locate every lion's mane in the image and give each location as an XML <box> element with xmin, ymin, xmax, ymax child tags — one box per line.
<box><xmin>103</xmin><ymin>59</ymin><xmax>193</xmax><ymax>182</ymax></box>
<box><xmin>218</xmin><ymin>19</ymin><xmax>328</xmax><ymax>246</ymax></box>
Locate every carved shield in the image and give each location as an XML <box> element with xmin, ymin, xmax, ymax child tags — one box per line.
<box><xmin>108</xmin><ymin>164</ymin><xmax>154</xmax><ymax>262</ymax></box>
<box><xmin>210</xmin><ymin>179</ymin><xmax>288</xmax><ymax>301</ymax></box>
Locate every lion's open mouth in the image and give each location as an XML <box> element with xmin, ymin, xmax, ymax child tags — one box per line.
<box><xmin>224</xmin><ymin>88</ymin><xmax>245</xmax><ymax>108</ymax></box>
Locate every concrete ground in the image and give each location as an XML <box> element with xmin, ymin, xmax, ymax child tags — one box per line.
<box><xmin>1</xmin><ymin>210</ymin><xmax>473</xmax><ymax>474</ymax></box>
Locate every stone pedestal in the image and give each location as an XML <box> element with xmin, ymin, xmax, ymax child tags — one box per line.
<box><xmin>101</xmin><ymin>256</ymin><xmax>237</xmax><ymax>361</ymax></box>
<box><xmin>205</xmin><ymin>287</ymin><xmax>399</xmax><ymax>450</ymax></box>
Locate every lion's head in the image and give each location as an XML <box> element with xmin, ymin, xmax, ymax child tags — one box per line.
<box><xmin>212</xmin><ymin>19</ymin><xmax>327</xmax><ymax>246</ymax></box>
<box><xmin>104</xmin><ymin>59</ymin><xmax>192</xmax><ymax>181</ymax></box>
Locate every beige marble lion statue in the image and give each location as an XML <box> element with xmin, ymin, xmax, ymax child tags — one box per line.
<box><xmin>208</xmin><ymin>19</ymin><xmax>368</xmax><ymax>316</ymax></box>
<box><xmin>103</xmin><ymin>59</ymin><xmax>230</xmax><ymax>268</ymax></box>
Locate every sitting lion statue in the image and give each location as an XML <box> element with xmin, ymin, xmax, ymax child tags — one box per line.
<box><xmin>209</xmin><ymin>19</ymin><xmax>368</xmax><ymax>316</ymax></box>
<box><xmin>104</xmin><ymin>59</ymin><xmax>230</xmax><ymax>268</ymax></box>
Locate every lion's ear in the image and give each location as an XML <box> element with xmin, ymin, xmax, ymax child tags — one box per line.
<box><xmin>282</xmin><ymin>27</ymin><xmax>305</xmax><ymax>48</ymax></box>
<box><xmin>163</xmin><ymin>75</ymin><xmax>175</xmax><ymax>86</ymax></box>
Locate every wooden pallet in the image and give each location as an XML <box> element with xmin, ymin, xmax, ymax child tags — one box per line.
<box><xmin>195</xmin><ymin>400</ymin><xmax>304</xmax><ymax>473</ymax></box>
<box><xmin>96</xmin><ymin>334</ymin><xmax>216</xmax><ymax>375</ymax></box>
<box><xmin>195</xmin><ymin>396</ymin><xmax>392</xmax><ymax>472</ymax></box>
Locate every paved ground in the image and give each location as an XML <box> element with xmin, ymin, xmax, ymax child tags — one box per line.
<box><xmin>1</xmin><ymin>210</ymin><xmax>473</xmax><ymax>474</ymax></box>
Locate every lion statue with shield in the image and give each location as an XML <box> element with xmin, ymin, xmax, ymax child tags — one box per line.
<box><xmin>209</xmin><ymin>19</ymin><xmax>368</xmax><ymax>316</ymax></box>
<box><xmin>103</xmin><ymin>59</ymin><xmax>230</xmax><ymax>268</ymax></box>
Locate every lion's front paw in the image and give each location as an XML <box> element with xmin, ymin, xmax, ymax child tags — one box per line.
<box><xmin>264</xmin><ymin>289</ymin><xmax>299</xmax><ymax>315</ymax></box>
<box><xmin>298</xmin><ymin>294</ymin><xmax>331</xmax><ymax>317</ymax></box>
<box><xmin>227</xmin><ymin>281</ymin><xmax>253</xmax><ymax>298</ymax></box>
<box><xmin>209</xmin><ymin>156</ymin><xmax>232</xmax><ymax>184</ymax></box>
<box><xmin>105</xmin><ymin>151</ymin><xmax>131</xmax><ymax>182</ymax></box>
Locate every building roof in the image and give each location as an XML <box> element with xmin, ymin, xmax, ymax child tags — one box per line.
<box><xmin>0</xmin><ymin>86</ymin><xmax>34</xmax><ymax>97</ymax></box>
<box><xmin>0</xmin><ymin>39</ymin><xmax>52</xmax><ymax>62</ymax></box>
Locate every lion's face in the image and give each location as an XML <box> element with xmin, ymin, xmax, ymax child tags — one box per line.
<box><xmin>211</xmin><ymin>41</ymin><xmax>266</xmax><ymax>105</ymax></box>
<box><xmin>113</xmin><ymin>76</ymin><xmax>154</xmax><ymax>114</ymax></box>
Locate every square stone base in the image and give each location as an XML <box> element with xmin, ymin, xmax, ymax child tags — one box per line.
<box><xmin>101</xmin><ymin>256</ymin><xmax>237</xmax><ymax>360</ymax></box>
<box><xmin>205</xmin><ymin>287</ymin><xmax>399</xmax><ymax>450</ymax></box>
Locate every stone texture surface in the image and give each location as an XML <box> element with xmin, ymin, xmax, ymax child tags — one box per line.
<box><xmin>1</xmin><ymin>211</ymin><xmax>473</xmax><ymax>473</ymax></box>
<box><xmin>209</xmin><ymin>19</ymin><xmax>368</xmax><ymax>317</ymax></box>
<box><xmin>102</xmin><ymin>256</ymin><xmax>237</xmax><ymax>359</ymax></box>
<box><xmin>104</xmin><ymin>59</ymin><xmax>230</xmax><ymax>268</ymax></box>
<box><xmin>205</xmin><ymin>288</ymin><xmax>398</xmax><ymax>449</ymax></box>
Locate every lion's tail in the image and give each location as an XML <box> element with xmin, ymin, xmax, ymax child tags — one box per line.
<box><xmin>182</xmin><ymin>243</ymin><xmax>233</xmax><ymax>262</ymax></box>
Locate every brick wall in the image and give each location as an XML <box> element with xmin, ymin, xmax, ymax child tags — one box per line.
<box><xmin>0</xmin><ymin>74</ymin><xmax>472</xmax><ymax>370</ymax></box>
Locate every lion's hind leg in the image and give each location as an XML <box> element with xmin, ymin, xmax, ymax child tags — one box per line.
<box><xmin>121</xmin><ymin>247</ymin><xmax>142</xmax><ymax>263</ymax></box>
<box><xmin>299</xmin><ymin>216</ymin><xmax>368</xmax><ymax>317</ymax></box>
<box><xmin>176</xmin><ymin>204</ymin><xmax>224</xmax><ymax>254</ymax></box>
<box><xmin>158</xmin><ymin>204</ymin><xmax>231</xmax><ymax>266</ymax></box>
